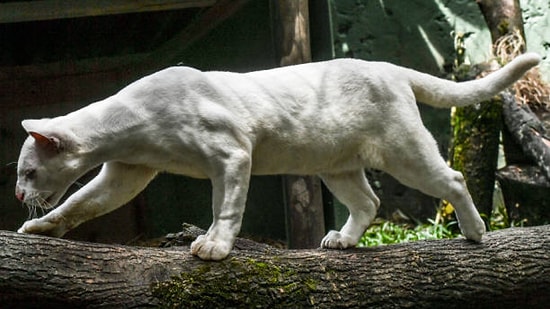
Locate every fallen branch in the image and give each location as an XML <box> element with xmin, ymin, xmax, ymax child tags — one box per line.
<box><xmin>502</xmin><ymin>91</ymin><xmax>550</xmax><ymax>180</ymax></box>
<box><xmin>1</xmin><ymin>225</ymin><xmax>549</xmax><ymax>308</ymax></box>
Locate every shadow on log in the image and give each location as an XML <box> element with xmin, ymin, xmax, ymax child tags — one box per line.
<box><xmin>1</xmin><ymin>225</ymin><xmax>549</xmax><ymax>308</ymax></box>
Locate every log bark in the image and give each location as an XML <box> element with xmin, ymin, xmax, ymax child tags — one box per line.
<box><xmin>497</xmin><ymin>165</ymin><xmax>550</xmax><ymax>225</ymax></box>
<box><xmin>497</xmin><ymin>92</ymin><xmax>550</xmax><ymax>225</ymax></box>
<box><xmin>1</xmin><ymin>225</ymin><xmax>549</xmax><ymax>308</ymax></box>
<box><xmin>501</xmin><ymin>92</ymin><xmax>550</xmax><ymax>180</ymax></box>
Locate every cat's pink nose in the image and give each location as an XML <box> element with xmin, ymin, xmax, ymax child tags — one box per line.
<box><xmin>15</xmin><ymin>189</ymin><xmax>24</xmax><ymax>201</ymax></box>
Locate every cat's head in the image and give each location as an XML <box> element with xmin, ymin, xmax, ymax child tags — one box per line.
<box><xmin>15</xmin><ymin>119</ymin><xmax>83</xmax><ymax>209</ymax></box>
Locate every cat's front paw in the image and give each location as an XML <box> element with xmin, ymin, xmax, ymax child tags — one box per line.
<box><xmin>17</xmin><ymin>215</ymin><xmax>67</xmax><ymax>237</ymax></box>
<box><xmin>190</xmin><ymin>235</ymin><xmax>232</xmax><ymax>261</ymax></box>
<box><xmin>321</xmin><ymin>230</ymin><xmax>356</xmax><ymax>249</ymax></box>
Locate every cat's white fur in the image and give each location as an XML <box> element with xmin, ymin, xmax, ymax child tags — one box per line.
<box><xmin>15</xmin><ymin>53</ymin><xmax>541</xmax><ymax>260</ymax></box>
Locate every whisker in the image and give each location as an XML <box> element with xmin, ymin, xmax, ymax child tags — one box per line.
<box><xmin>23</xmin><ymin>201</ymin><xmax>37</xmax><ymax>220</ymax></box>
<box><xmin>21</xmin><ymin>190</ymin><xmax>56</xmax><ymax>219</ymax></box>
<box><xmin>32</xmin><ymin>205</ymin><xmax>38</xmax><ymax>220</ymax></box>
<box><xmin>36</xmin><ymin>196</ymin><xmax>48</xmax><ymax>210</ymax></box>
<box><xmin>40</xmin><ymin>197</ymin><xmax>54</xmax><ymax>210</ymax></box>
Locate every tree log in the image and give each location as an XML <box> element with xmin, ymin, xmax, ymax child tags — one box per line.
<box><xmin>497</xmin><ymin>165</ymin><xmax>550</xmax><ymax>225</ymax></box>
<box><xmin>501</xmin><ymin>92</ymin><xmax>550</xmax><ymax>180</ymax></box>
<box><xmin>497</xmin><ymin>92</ymin><xmax>550</xmax><ymax>225</ymax></box>
<box><xmin>1</xmin><ymin>225</ymin><xmax>549</xmax><ymax>308</ymax></box>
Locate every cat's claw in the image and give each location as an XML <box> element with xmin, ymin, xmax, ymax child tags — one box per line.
<box><xmin>190</xmin><ymin>235</ymin><xmax>232</xmax><ymax>261</ymax></box>
<box><xmin>321</xmin><ymin>230</ymin><xmax>356</xmax><ymax>249</ymax></box>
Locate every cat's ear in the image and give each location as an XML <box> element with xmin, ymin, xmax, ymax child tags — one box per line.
<box><xmin>22</xmin><ymin>119</ymin><xmax>62</xmax><ymax>153</ymax></box>
<box><xmin>28</xmin><ymin>131</ymin><xmax>62</xmax><ymax>152</ymax></box>
<box><xmin>22</xmin><ymin>119</ymin><xmax>45</xmax><ymax>133</ymax></box>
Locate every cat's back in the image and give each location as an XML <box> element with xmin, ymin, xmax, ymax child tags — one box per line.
<box><xmin>110</xmin><ymin>59</ymin><xmax>407</xmax><ymax>121</ymax></box>
<box><xmin>120</xmin><ymin>59</ymin><xmax>401</xmax><ymax>98</ymax></box>
<box><xmin>120</xmin><ymin>65</ymin><xmax>205</xmax><ymax>95</ymax></box>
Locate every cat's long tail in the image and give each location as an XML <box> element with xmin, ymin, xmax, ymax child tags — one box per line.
<box><xmin>409</xmin><ymin>52</ymin><xmax>541</xmax><ymax>108</ymax></box>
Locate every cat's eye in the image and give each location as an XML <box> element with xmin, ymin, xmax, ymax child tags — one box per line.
<box><xmin>24</xmin><ymin>169</ymin><xmax>36</xmax><ymax>180</ymax></box>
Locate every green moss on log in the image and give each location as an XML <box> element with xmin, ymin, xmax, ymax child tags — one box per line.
<box><xmin>151</xmin><ymin>257</ymin><xmax>317</xmax><ymax>308</ymax></box>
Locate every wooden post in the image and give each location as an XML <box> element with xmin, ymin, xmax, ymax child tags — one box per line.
<box><xmin>272</xmin><ymin>0</ymin><xmax>326</xmax><ymax>249</ymax></box>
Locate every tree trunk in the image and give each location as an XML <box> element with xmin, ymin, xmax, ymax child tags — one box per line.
<box><xmin>476</xmin><ymin>0</ymin><xmax>527</xmax><ymax>164</ymax></box>
<box><xmin>1</xmin><ymin>225</ymin><xmax>549</xmax><ymax>308</ymax></box>
<box><xmin>476</xmin><ymin>0</ymin><xmax>526</xmax><ymax>46</ymax></box>
<box><xmin>272</xmin><ymin>0</ymin><xmax>311</xmax><ymax>66</ymax></box>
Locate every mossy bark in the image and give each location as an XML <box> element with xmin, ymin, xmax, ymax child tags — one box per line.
<box><xmin>1</xmin><ymin>226</ymin><xmax>549</xmax><ymax>308</ymax></box>
<box><xmin>450</xmin><ymin>96</ymin><xmax>502</xmax><ymax>220</ymax></box>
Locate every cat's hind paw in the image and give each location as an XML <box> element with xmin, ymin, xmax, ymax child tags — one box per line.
<box><xmin>190</xmin><ymin>235</ymin><xmax>232</xmax><ymax>261</ymax></box>
<box><xmin>320</xmin><ymin>230</ymin><xmax>356</xmax><ymax>250</ymax></box>
<box><xmin>459</xmin><ymin>216</ymin><xmax>486</xmax><ymax>242</ymax></box>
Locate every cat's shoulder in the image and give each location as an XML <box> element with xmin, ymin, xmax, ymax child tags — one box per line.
<box><xmin>119</xmin><ymin>65</ymin><xmax>206</xmax><ymax>95</ymax></box>
<box><xmin>149</xmin><ymin>65</ymin><xmax>205</xmax><ymax>80</ymax></box>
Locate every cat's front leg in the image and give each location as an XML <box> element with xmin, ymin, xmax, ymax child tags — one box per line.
<box><xmin>190</xmin><ymin>150</ymin><xmax>251</xmax><ymax>261</ymax></box>
<box><xmin>18</xmin><ymin>162</ymin><xmax>157</xmax><ymax>237</ymax></box>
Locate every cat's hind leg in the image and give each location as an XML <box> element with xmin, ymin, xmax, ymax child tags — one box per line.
<box><xmin>319</xmin><ymin>170</ymin><xmax>380</xmax><ymax>249</ymax></box>
<box><xmin>18</xmin><ymin>162</ymin><xmax>157</xmax><ymax>237</ymax></box>
<box><xmin>382</xmin><ymin>128</ymin><xmax>486</xmax><ymax>242</ymax></box>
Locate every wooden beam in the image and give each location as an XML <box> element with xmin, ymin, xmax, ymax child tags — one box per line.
<box><xmin>0</xmin><ymin>0</ymin><xmax>251</xmax><ymax>108</ymax></box>
<box><xmin>0</xmin><ymin>0</ymin><xmax>216</xmax><ymax>24</ymax></box>
<box><xmin>153</xmin><ymin>0</ymin><xmax>252</xmax><ymax>64</ymax></box>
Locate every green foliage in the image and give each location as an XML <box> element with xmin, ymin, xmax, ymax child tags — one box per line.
<box><xmin>358</xmin><ymin>198</ymin><xmax>526</xmax><ymax>248</ymax></box>
<box><xmin>357</xmin><ymin>219</ymin><xmax>459</xmax><ymax>247</ymax></box>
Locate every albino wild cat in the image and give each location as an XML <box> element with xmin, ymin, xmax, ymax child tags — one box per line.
<box><xmin>15</xmin><ymin>53</ymin><xmax>541</xmax><ymax>260</ymax></box>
